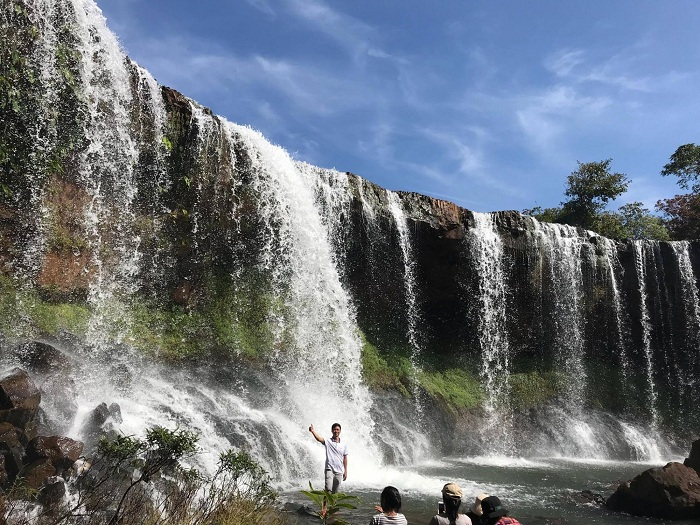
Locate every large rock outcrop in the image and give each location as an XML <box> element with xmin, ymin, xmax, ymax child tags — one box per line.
<box><xmin>606</xmin><ymin>439</ymin><xmax>700</xmax><ymax>519</ymax></box>
<box><xmin>0</xmin><ymin>368</ymin><xmax>83</xmax><ymax>495</ymax></box>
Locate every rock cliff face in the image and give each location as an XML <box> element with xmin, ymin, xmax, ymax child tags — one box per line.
<box><xmin>1</xmin><ymin>0</ymin><xmax>699</xmax><ymax>459</ymax></box>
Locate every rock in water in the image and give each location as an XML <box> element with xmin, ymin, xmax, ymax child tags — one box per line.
<box><xmin>684</xmin><ymin>438</ymin><xmax>700</xmax><ymax>475</ymax></box>
<box><xmin>606</xmin><ymin>461</ymin><xmax>700</xmax><ymax>519</ymax></box>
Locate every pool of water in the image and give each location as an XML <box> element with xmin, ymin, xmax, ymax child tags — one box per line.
<box><xmin>282</xmin><ymin>455</ymin><xmax>695</xmax><ymax>525</ymax></box>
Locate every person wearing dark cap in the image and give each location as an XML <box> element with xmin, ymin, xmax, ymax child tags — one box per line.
<box><xmin>480</xmin><ymin>496</ymin><xmax>522</xmax><ymax>525</ymax></box>
<box><xmin>427</xmin><ymin>482</ymin><xmax>473</xmax><ymax>525</ymax></box>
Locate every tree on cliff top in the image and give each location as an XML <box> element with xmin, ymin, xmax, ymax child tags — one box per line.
<box><xmin>559</xmin><ymin>159</ymin><xmax>629</xmax><ymax>230</ymax></box>
<box><xmin>660</xmin><ymin>143</ymin><xmax>700</xmax><ymax>192</ymax></box>
<box><xmin>656</xmin><ymin>143</ymin><xmax>700</xmax><ymax>240</ymax></box>
<box><xmin>524</xmin><ymin>159</ymin><xmax>669</xmax><ymax>240</ymax></box>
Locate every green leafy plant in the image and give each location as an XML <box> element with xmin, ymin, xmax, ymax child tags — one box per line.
<box><xmin>301</xmin><ymin>482</ymin><xmax>359</xmax><ymax>525</ymax></box>
<box><xmin>0</xmin><ymin>425</ymin><xmax>281</xmax><ymax>525</ymax></box>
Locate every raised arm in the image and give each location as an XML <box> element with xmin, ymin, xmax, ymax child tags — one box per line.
<box><xmin>309</xmin><ymin>424</ymin><xmax>325</xmax><ymax>443</ymax></box>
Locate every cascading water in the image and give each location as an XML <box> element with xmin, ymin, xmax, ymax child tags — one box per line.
<box><xmin>600</xmin><ymin>238</ymin><xmax>631</xmax><ymax>385</ymax></box>
<box><xmin>468</xmin><ymin>212</ymin><xmax>514</xmax><ymax>455</ymax></box>
<box><xmin>5</xmin><ymin>5</ymin><xmax>700</xmax><ymax>522</ymax></box>
<box><xmin>670</xmin><ymin>242</ymin><xmax>700</xmax><ymax>407</ymax></box>
<box><xmin>224</xmin><ymin>123</ymin><xmax>381</xmax><ymax>480</ymax></box>
<box><xmin>69</xmin><ymin>0</ymin><xmax>146</xmax><ymax>351</ymax></box>
<box><xmin>632</xmin><ymin>241</ymin><xmax>660</xmax><ymax>428</ymax></box>
<box><xmin>299</xmin><ymin>162</ymin><xmax>353</xmax><ymax>272</ymax></box>
<box><xmin>386</xmin><ymin>190</ymin><xmax>425</xmax><ymax>415</ymax></box>
<box><xmin>535</xmin><ymin>222</ymin><xmax>587</xmax><ymax>408</ymax></box>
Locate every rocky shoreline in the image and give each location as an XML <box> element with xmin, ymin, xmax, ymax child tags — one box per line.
<box><xmin>605</xmin><ymin>439</ymin><xmax>700</xmax><ymax>520</ymax></box>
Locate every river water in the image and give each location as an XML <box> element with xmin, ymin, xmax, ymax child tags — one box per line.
<box><xmin>283</xmin><ymin>455</ymin><xmax>695</xmax><ymax>525</ymax></box>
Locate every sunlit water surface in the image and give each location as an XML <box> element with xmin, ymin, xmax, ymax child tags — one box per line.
<box><xmin>282</xmin><ymin>455</ymin><xmax>695</xmax><ymax>525</ymax></box>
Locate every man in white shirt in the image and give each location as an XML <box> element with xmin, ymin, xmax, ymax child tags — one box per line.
<box><xmin>309</xmin><ymin>422</ymin><xmax>348</xmax><ymax>493</ymax></box>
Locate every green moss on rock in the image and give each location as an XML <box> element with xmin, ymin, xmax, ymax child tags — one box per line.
<box><xmin>418</xmin><ymin>368</ymin><xmax>484</xmax><ymax>414</ymax></box>
<box><xmin>359</xmin><ymin>333</ymin><xmax>412</xmax><ymax>396</ymax></box>
<box><xmin>509</xmin><ymin>371</ymin><xmax>565</xmax><ymax>409</ymax></box>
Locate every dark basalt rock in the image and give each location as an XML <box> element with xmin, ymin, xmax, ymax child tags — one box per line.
<box><xmin>13</xmin><ymin>341</ymin><xmax>72</xmax><ymax>375</ymax></box>
<box><xmin>606</xmin><ymin>461</ymin><xmax>700</xmax><ymax>520</ymax></box>
<box><xmin>37</xmin><ymin>475</ymin><xmax>66</xmax><ymax>507</ymax></box>
<box><xmin>0</xmin><ymin>368</ymin><xmax>84</xmax><ymax>494</ymax></box>
<box><xmin>684</xmin><ymin>438</ymin><xmax>700</xmax><ymax>475</ymax></box>
<box><xmin>0</xmin><ymin>368</ymin><xmax>41</xmax><ymax>412</ymax></box>
<box><xmin>26</xmin><ymin>435</ymin><xmax>84</xmax><ymax>471</ymax></box>
<box><xmin>81</xmin><ymin>402</ymin><xmax>122</xmax><ymax>452</ymax></box>
<box><xmin>18</xmin><ymin>458</ymin><xmax>57</xmax><ymax>490</ymax></box>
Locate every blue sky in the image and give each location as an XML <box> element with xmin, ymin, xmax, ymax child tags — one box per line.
<box><xmin>99</xmin><ymin>0</ymin><xmax>700</xmax><ymax>213</ymax></box>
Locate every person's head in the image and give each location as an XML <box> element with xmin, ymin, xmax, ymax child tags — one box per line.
<box><xmin>441</xmin><ymin>482</ymin><xmax>463</xmax><ymax>524</ymax></box>
<box><xmin>380</xmin><ymin>486</ymin><xmax>402</xmax><ymax>513</ymax></box>
<box><xmin>331</xmin><ymin>423</ymin><xmax>341</xmax><ymax>437</ymax></box>
<box><xmin>481</xmin><ymin>496</ymin><xmax>508</xmax><ymax>523</ymax></box>
<box><xmin>471</xmin><ymin>493</ymin><xmax>490</xmax><ymax>516</ymax></box>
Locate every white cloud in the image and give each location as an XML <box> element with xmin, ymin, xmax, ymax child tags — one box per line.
<box><xmin>544</xmin><ymin>49</ymin><xmax>586</xmax><ymax>77</ymax></box>
<box><xmin>244</xmin><ymin>0</ymin><xmax>276</xmax><ymax>16</ymax></box>
<box><xmin>284</xmin><ymin>0</ymin><xmax>376</xmax><ymax>60</ymax></box>
<box><xmin>515</xmin><ymin>85</ymin><xmax>611</xmax><ymax>150</ymax></box>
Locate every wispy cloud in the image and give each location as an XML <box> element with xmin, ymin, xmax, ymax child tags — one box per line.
<box><xmin>284</xmin><ymin>0</ymin><xmax>378</xmax><ymax>60</ymax></box>
<box><xmin>544</xmin><ymin>46</ymin><xmax>654</xmax><ymax>92</ymax></box>
<box><xmin>515</xmin><ymin>85</ymin><xmax>611</xmax><ymax>152</ymax></box>
<box><xmin>244</xmin><ymin>0</ymin><xmax>276</xmax><ymax>16</ymax></box>
<box><xmin>545</xmin><ymin>49</ymin><xmax>586</xmax><ymax>78</ymax></box>
<box><xmin>128</xmin><ymin>34</ymin><xmax>374</xmax><ymax>118</ymax></box>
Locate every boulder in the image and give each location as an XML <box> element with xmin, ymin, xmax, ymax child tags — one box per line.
<box><xmin>0</xmin><ymin>369</ymin><xmax>41</xmax><ymax>411</ymax></box>
<box><xmin>13</xmin><ymin>341</ymin><xmax>71</xmax><ymax>375</ymax></box>
<box><xmin>17</xmin><ymin>458</ymin><xmax>56</xmax><ymax>490</ymax></box>
<box><xmin>0</xmin><ymin>441</ymin><xmax>24</xmax><ymax>483</ymax></box>
<box><xmin>0</xmin><ymin>369</ymin><xmax>40</xmax><ymax>428</ymax></box>
<box><xmin>81</xmin><ymin>402</ymin><xmax>122</xmax><ymax>452</ymax></box>
<box><xmin>26</xmin><ymin>435</ymin><xmax>83</xmax><ymax>471</ymax></box>
<box><xmin>0</xmin><ymin>423</ymin><xmax>20</xmax><ymax>449</ymax></box>
<box><xmin>606</xmin><ymin>461</ymin><xmax>700</xmax><ymax>519</ymax></box>
<box><xmin>37</xmin><ymin>475</ymin><xmax>66</xmax><ymax>507</ymax></box>
<box><xmin>684</xmin><ymin>438</ymin><xmax>700</xmax><ymax>475</ymax></box>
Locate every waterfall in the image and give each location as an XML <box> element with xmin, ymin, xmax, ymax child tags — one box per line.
<box><xmin>387</xmin><ymin>192</ymin><xmax>421</xmax><ymax>357</ymax></box>
<box><xmin>224</xmin><ymin>124</ymin><xmax>380</xmax><ymax>477</ymax></box>
<box><xmin>601</xmin><ymin>238</ymin><xmax>631</xmax><ymax>384</ymax></box>
<box><xmin>299</xmin><ymin>163</ymin><xmax>353</xmax><ymax>273</ymax></box>
<box><xmin>386</xmin><ymin>191</ymin><xmax>424</xmax><ymax>415</ymax></box>
<box><xmin>6</xmin><ymin>0</ymin><xmax>700</xmax><ymax>484</ymax></box>
<box><xmin>535</xmin><ymin>222</ymin><xmax>587</xmax><ymax>408</ymax></box>
<box><xmin>469</xmin><ymin>212</ymin><xmax>514</xmax><ymax>455</ymax></box>
<box><xmin>632</xmin><ymin>241</ymin><xmax>659</xmax><ymax>428</ymax></box>
<box><xmin>68</xmin><ymin>0</ymin><xmax>150</xmax><ymax>351</ymax></box>
<box><xmin>671</xmin><ymin>242</ymin><xmax>700</xmax><ymax>405</ymax></box>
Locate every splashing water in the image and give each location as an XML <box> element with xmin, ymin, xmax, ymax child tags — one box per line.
<box><xmin>387</xmin><ymin>191</ymin><xmax>425</xmax><ymax>416</ymax></box>
<box><xmin>535</xmin><ymin>222</ymin><xmax>587</xmax><ymax>408</ymax></box>
<box><xmin>469</xmin><ymin>212</ymin><xmax>514</xmax><ymax>454</ymax></box>
<box><xmin>632</xmin><ymin>241</ymin><xmax>660</xmax><ymax>428</ymax></box>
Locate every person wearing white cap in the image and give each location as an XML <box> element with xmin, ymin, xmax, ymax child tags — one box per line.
<box><xmin>466</xmin><ymin>493</ymin><xmax>490</xmax><ymax>525</ymax></box>
<box><xmin>427</xmin><ymin>482</ymin><xmax>473</xmax><ymax>525</ymax></box>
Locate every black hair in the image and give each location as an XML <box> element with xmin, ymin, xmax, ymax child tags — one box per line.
<box><xmin>444</xmin><ymin>495</ymin><xmax>462</xmax><ymax>525</ymax></box>
<box><xmin>380</xmin><ymin>486</ymin><xmax>402</xmax><ymax>512</ymax></box>
<box><xmin>331</xmin><ymin>423</ymin><xmax>341</xmax><ymax>430</ymax></box>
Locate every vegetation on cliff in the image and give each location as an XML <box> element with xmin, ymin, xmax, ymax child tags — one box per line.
<box><xmin>1</xmin><ymin>425</ymin><xmax>284</xmax><ymax>525</ymax></box>
<box><xmin>524</xmin><ymin>159</ymin><xmax>670</xmax><ymax>240</ymax></box>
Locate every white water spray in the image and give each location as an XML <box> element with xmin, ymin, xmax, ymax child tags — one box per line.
<box><xmin>387</xmin><ymin>191</ymin><xmax>424</xmax><ymax>417</ymax></box>
<box><xmin>632</xmin><ymin>241</ymin><xmax>659</xmax><ymax>428</ymax></box>
<box><xmin>469</xmin><ymin>212</ymin><xmax>514</xmax><ymax>454</ymax></box>
<box><xmin>535</xmin><ymin>222</ymin><xmax>587</xmax><ymax>408</ymax></box>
